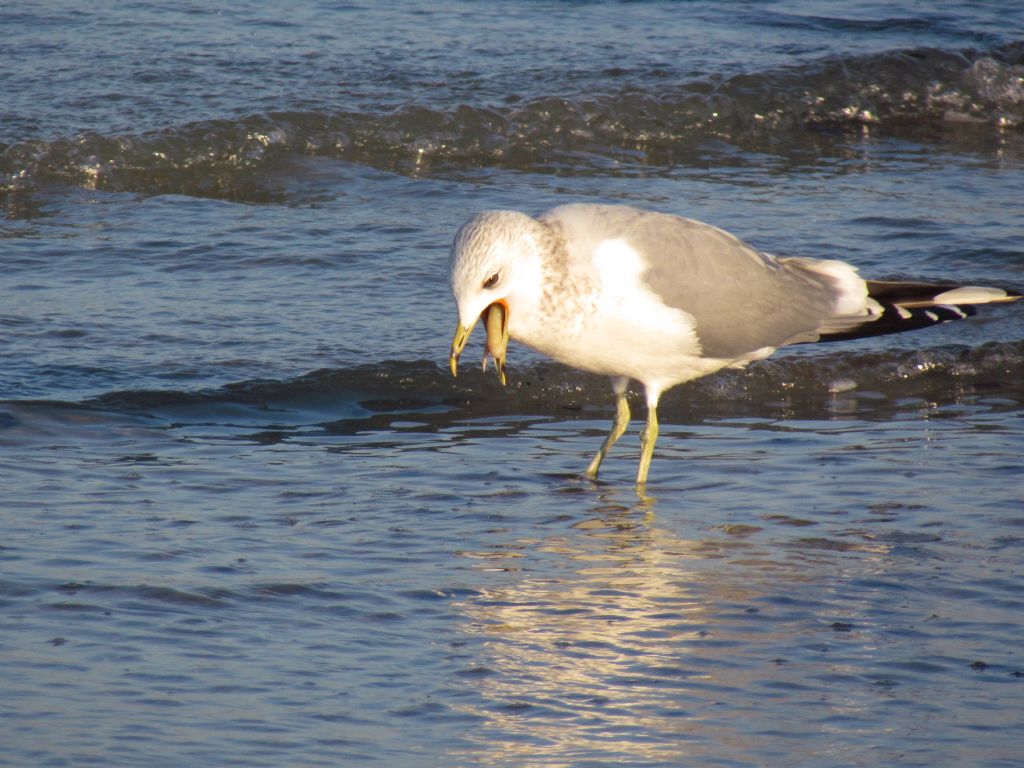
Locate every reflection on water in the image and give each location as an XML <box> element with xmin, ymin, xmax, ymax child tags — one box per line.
<box><xmin>451</xmin><ymin>494</ymin><xmax>767</xmax><ymax>765</ymax></box>
<box><xmin>443</xmin><ymin>433</ymin><xmax>1024</xmax><ymax>768</ymax></box>
<box><xmin>1</xmin><ymin>393</ymin><xmax>1021</xmax><ymax>767</ymax></box>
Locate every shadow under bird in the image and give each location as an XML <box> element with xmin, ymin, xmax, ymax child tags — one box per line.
<box><xmin>448</xmin><ymin>203</ymin><xmax>1021</xmax><ymax>488</ymax></box>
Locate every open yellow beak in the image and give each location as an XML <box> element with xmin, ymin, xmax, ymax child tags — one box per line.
<box><xmin>449</xmin><ymin>300</ymin><xmax>510</xmax><ymax>385</ymax></box>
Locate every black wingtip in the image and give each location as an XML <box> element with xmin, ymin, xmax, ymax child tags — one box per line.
<box><xmin>816</xmin><ymin>279</ymin><xmax>1018</xmax><ymax>344</ymax></box>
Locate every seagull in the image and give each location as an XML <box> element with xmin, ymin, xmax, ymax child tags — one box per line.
<box><xmin>447</xmin><ymin>203</ymin><xmax>1020</xmax><ymax>488</ymax></box>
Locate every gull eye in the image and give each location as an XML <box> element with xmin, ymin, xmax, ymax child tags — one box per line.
<box><xmin>482</xmin><ymin>272</ymin><xmax>500</xmax><ymax>290</ymax></box>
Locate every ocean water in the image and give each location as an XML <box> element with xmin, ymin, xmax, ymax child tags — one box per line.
<box><xmin>2</xmin><ymin>2</ymin><xmax>1023</xmax><ymax>766</ymax></box>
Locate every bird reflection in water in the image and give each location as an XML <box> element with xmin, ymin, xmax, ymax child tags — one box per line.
<box><xmin>449</xmin><ymin>494</ymin><xmax>724</xmax><ymax>765</ymax></box>
<box><xmin>446</xmin><ymin>486</ymin><xmax>897</xmax><ymax>765</ymax></box>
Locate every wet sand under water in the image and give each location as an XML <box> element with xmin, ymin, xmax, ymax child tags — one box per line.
<box><xmin>2</xmin><ymin>386</ymin><xmax>1022</xmax><ymax>767</ymax></box>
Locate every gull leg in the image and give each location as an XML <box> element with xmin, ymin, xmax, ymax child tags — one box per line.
<box><xmin>636</xmin><ymin>391</ymin><xmax>661</xmax><ymax>488</ymax></box>
<box><xmin>585</xmin><ymin>376</ymin><xmax>630</xmax><ymax>480</ymax></box>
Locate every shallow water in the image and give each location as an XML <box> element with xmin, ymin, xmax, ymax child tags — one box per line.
<box><xmin>2</xmin><ymin>2</ymin><xmax>1023</xmax><ymax>766</ymax></box>
<box><xmin>3</xmin><ymin>395</ymin><xmax>1023</xmax><ymax>767</ymax></box>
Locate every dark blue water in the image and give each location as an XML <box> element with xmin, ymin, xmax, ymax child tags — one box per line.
<box><xmin>2</xmin><ymin>2</ymin><xmax>1023</xmax><ymax>766</ymax></box>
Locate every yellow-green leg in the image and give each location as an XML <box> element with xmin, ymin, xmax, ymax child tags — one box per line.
<box><xmin>585</xmin><ymin>377</ymin><xmax>630</xmax><ymax>480</ymax></box>
<box><xmin>636</xmin><ymin>398</ymin><xmax>660</xmax><ymax>488</ymax></box>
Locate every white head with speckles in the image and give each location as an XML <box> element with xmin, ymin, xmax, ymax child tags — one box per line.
<box><xmin>448</xmin><ymin>210</ymin><xmax>546</xmax><ymax>384</ymax></box>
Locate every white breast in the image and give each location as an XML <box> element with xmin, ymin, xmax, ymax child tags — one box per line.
<box><xmin>532</xmin><ymin>237</ymin><xmax>714</xmax><ymax>386</ymax></box>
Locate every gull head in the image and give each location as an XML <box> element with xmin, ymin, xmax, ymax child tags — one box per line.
<box><xmin>448</xmin><ymin>210</ymin><xmax>545</xmax><ymax>385</ymax></box>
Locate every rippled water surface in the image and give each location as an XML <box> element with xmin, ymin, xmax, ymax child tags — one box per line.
<box><xmin>2</xmin><ymin>2</ymin><xmax>1023</xmax><ymax>766</ymax></box>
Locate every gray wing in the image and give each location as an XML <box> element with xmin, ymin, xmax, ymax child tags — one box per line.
<box><xmin>545</xmin><ymin>204</ymin><xmax>839</xmax><ymax>359</ymax></box>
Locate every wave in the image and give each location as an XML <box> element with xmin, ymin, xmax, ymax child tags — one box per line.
<box><xmin>2</xmin><ymin>43</ymin><xmax>1022</xmax><ymax>205</ymax></box>
<box><xmin>5</xmin><ymin>342</ymin><xmax>1020</xmax><ymax>431</ymax></box>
